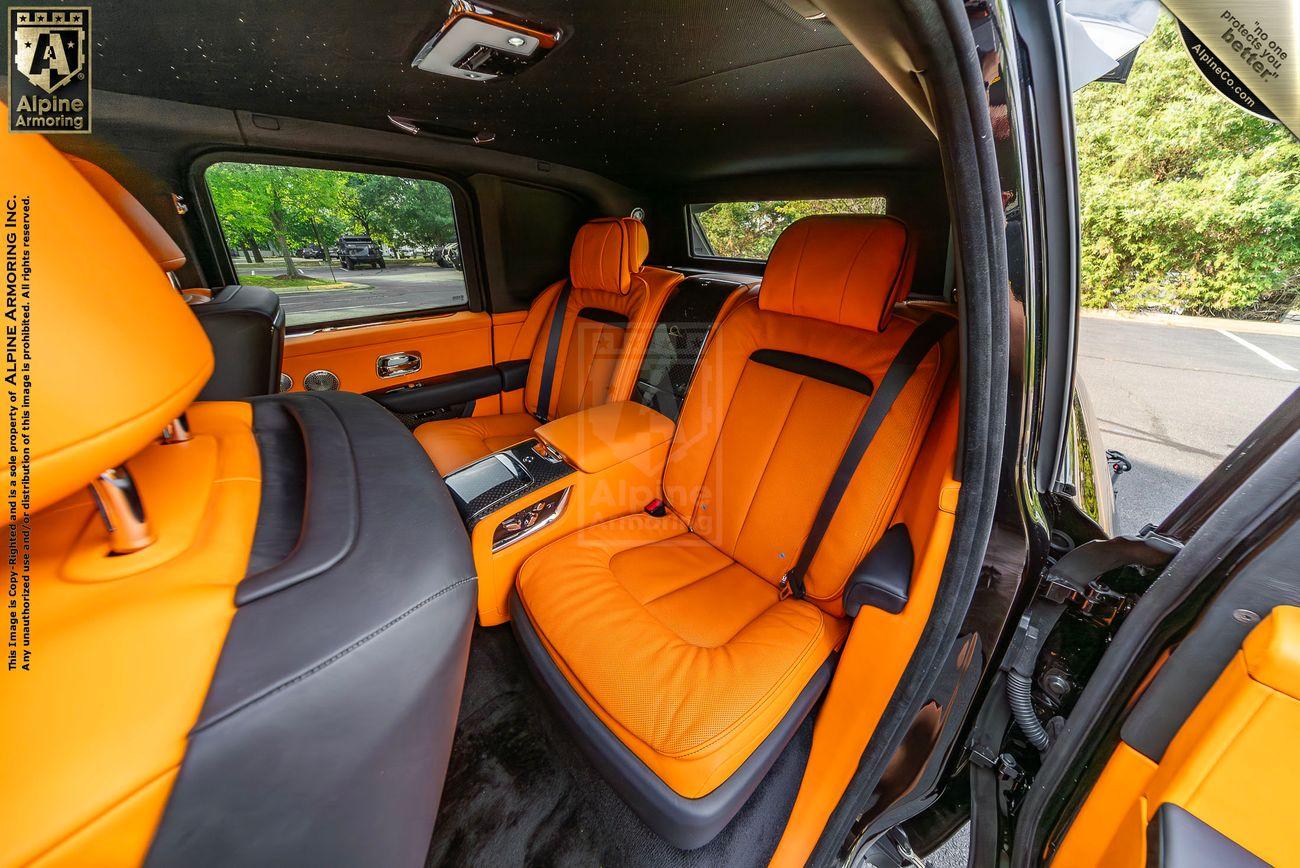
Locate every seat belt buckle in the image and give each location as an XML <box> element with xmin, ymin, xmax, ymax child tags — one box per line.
<box><xmin>643</xmin><ymin>498</ymin><xmax>667</xmax><ymax>517</ymax></box>
<box><xmin>778</xmin><ymin>572</ymin><xmax>794</xmax><ymax>600</ymax></box>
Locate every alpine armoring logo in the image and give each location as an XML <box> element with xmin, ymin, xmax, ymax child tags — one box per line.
<box><xmin>1178</xmin><ymin>18</ymin><xmax>1278</xmax><ymax>123</ymax></box>
<box><xmin>8</xmin><ymin>7</ymin><xmax>92</xmax><ymax>133</ymax></box>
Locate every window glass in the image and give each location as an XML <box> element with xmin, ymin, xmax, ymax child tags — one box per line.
<box><xmin>204</xmin><ymin>162</ymin><xmax>468</xmax><ymax>327</ymax></box>
<box><xmin>688</xmin><ymin>196</ymin><xmax>887</xmax><ymax>260</ymax></box>
<box><xmin>1071</xmin><ymin>11</ymin><xmax>1300</xmax><ymax>533</ymax></box>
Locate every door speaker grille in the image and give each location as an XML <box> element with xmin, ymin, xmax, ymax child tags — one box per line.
<box><xmin>304</xmin><ymin>370</ymin><xmax>339</xmax><ymax>391</ymax></box>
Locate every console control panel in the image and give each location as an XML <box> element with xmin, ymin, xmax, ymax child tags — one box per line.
<box><xmin>492</xmin><ymin>487</ymin><xmax>571</xmax><ymax>551</ymax></box>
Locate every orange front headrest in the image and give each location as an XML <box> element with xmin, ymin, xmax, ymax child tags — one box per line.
<box><xmin>2</xmin><ymin>118</ymin><xmax>213</xmax><ymax>514</ymax></box>
<box><xmin>64</xmin><ymin>155</ymin><xmax>188</xmax><ymax>272</ymax></box>
<box><xmin>759</xmin><ymin>215</ymin><xmax>915</xmax><ymax>332</ymax></box>
<box><xmin>569</xmin><ymin>217</ymin><xmax>649</xmax><ymax>294</ymax></box>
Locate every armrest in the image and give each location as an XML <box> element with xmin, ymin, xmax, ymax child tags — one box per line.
<box><xmin>367</xmin><ymin>365</ymin><xmax>501</xmax><ymax>414</ymax></box>
<box><xmin>499</xmin><ymin>359</ymin><xmax>529</xmax><ymax>391</ymax></box>
<box><xmin>536</xmin><ymin>401</ymin><xmax>675</xmax><ymax>474</ymax></box>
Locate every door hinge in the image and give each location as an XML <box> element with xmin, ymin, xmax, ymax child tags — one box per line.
<box><xmin>1037</xmin><ymin>530</ymin><xmax>1182</xmax><ymax>625</ymax></box>
<box><xmin>1040</xmin><ymin>574</ymin><xmax>1129</xmax><ymax>625</ymax></box>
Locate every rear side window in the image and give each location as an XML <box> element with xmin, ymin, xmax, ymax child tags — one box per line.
<box><xmin>204</xmin><ymin>162</ymin><xmax>468</xmax><ymax>328</ymax></box>
<box><xmin>688</xmin><ymin>197</ymin><xmax>888</xmax><ymax>261</ymax></box>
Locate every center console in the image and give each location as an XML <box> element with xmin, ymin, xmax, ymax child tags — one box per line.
<box><xmin>445</xmin><ymin>439</ymin><xmax>575</xmax><ymax>549</ymax></box>
<box><xmin>441</xmin><ymin>401</ymin><xmax>676</xmax><ymax>626</ymax></box>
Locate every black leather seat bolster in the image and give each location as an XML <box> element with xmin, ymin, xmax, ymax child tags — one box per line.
<box><xmin>147</xmin><ymin>391</ymin><xmax>477</xmax><ymax>867</ymax></box>
<box><xmin>509</xmin><ymin>591</ymin><xmax>833</xmax><ymax>851</ymax></box>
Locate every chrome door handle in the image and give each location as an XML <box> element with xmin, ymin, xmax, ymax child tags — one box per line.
<box><xmin>377</xmin><ymin>351</ymin><xmax>422</xmax><ymax>378</ymax></box>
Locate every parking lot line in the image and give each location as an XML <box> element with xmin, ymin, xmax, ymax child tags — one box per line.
<box><xmin>1216</xmin><ymin>328</ymin><xmax>1298</xmax><ymax>372</ymax></box>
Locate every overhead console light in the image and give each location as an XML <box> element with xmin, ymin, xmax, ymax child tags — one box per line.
<box><xmin>411</xmin><ymin>1</ymin><xmax>560</xmax><ymax>83</ymax></box>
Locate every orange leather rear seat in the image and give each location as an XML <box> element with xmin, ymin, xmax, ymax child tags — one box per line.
<box><xmin>511</xmin><ymin>215</ymin><xmax>954</xmax><ymax>848</ymax></box>
<box><xmin>415</xmin><ymin>217</ymin><xmax>681</xmax><ymax>473</ymax></box>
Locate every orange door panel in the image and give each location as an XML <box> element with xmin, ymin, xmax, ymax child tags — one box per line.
<box><xmin>1054</xmin><ymin>606</ymin><xmax>1300</xmax><ymax>866</ymax></box>
<box><xmin>282</xmin><ymin>311</ymin><xmax>493</xmax><ymax>395</ymax></box>
<box><xmin>492</xmin><ymin>309</ymin><xmax>531</xmax><ymax>414</ymax></box>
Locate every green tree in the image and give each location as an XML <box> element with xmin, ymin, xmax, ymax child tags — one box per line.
<box><xmin>1074</xmin><ymin>14</ymin><xmax>1300</xmax><ymax>318</ymax></box>
<box><xmin>207</xmin><ymin>163</ymin><xmax>351</xmax><ymax>277</ymax></box>
<box><xmin>694</xmin><ymin>197</ymin><xmax>886</xmax><ymax>259</ymax></box>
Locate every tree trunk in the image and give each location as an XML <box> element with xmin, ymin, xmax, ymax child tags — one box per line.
<box><xmin>274</xmin><ymin>232</ymin><xmax>302</xmax><ymax>278</ymax></box>
<box><xmin>246</xmin><ymin>233</ymin><xmax>264</xmax><ymax>263</ymax></box>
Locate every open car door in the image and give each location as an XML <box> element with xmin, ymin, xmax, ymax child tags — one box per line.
<box><xmin>967</xmin><ymin>389</ymin><xmax>1299</xmax><ymax>867</ymax></box>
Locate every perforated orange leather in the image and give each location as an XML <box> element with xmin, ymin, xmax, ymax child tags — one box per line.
<box><xmin>4</xmin><ymin>116</ymin><xmax>214</xmax><ymax>513</ymax></box>
<box><xmin>759</xmin><ymin>215</ymin><xmax>913</xmax><ymax>332</ymax></box>
<box><xmin>516</xmin><ymin>513</ymin><xmax>847</xmax><ymax>797</ymax></box>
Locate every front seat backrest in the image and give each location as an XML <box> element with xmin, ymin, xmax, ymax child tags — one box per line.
<box><xmin>24</xmin><ymin>141</ymin><xmax>213</xmax><ymax>513</ymax></box>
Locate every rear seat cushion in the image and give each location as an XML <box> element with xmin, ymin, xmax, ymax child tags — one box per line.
<box><xmin>515</xmin><ymin>513</ymin><xmax>846</xmax><ymax>799</ymax></box>
<box><xmin>415</xmin><ymin>412</ymin><xmax>541</xmax><ymax>476</ymax></box>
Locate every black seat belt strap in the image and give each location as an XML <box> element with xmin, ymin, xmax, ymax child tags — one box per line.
<box><xmin>534</xmin><ymin>283</ymin><xmax>572</xmax><ymax>423</ymax></box>
<box><xmin>780</xmin><ymin>315</ymin><xmax>954</xmax><ymax>601</ymax></box>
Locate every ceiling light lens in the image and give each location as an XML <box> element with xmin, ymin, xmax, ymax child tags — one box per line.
<box><xmin>507</xmin><ymin>36</ymin><xmax>526</xmax><ymax>47</ymax></box>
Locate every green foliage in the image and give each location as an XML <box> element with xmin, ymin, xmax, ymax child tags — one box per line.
<box><xmin>206</xmin><ymin>163</ymin><xmax>457</xmax><ymax>277</ymax></box>
<box><xmin>1075</xmin><ymin>14</ymin><xmax>1300</xmax><ymax>318</ymax></box>
<box><xmin>236</xmin><ymin>274</ymin><xmax>344</xmax><ymax>289</ymax></box>
<box><xmin>693</xmin><ymin>197</ymin><xmax>887</xmax><ymax>259</ymax></box>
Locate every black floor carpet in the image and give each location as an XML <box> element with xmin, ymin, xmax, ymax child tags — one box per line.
<box><xmin>426</xmin><ymin>625</ymin><xmax>815</xmax><ymax>868</ymax></box>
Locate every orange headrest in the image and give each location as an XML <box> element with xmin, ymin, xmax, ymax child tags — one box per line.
<box><xmin>2</xmin><ymin>120</ymin><xmax>213</xmax><ymax>514</ymax></box>
<box><xmin>64</xmin><ymin>155</ymin><xmax>188</xmax><ymax>273</ymax></box>
<box><xmin>569</xmin><ymin>217</ymin><xmax>649</xmax><ymax>294</ymax></box>
<box><xmin>759</xmin><ymin>215</ymin><xmax>914</xmax><ymax>332</ymax></box>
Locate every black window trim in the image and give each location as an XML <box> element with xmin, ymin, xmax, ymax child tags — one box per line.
<box><xmin>188</xmin><ymin>150</ymin><xmax>483</xmax><ymax>335</ymax></box>
<box><xmin>681</xmin><ymin>196</ymin><xmax>891</xmax><ymax>271</ymax></box>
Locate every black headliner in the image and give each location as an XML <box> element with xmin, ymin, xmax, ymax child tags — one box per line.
<box><xmin>87</xmin><ymin>0</ymin><xmax>935</xmax><ymax>185</ymax></box>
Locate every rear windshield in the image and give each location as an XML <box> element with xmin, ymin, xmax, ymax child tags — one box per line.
<box><xmin>687</xmin><ymin>197</ymin><xmax>887</xmax><ymax>261</ymax></box>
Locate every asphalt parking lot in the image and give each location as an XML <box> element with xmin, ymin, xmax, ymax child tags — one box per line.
<box><xmin>1077</xmin><ymin>313</ymin><xmax>1299</xmax><ymax>532</ymax></box>
<box><xmin>236</xmin><ymin>262</ymin><xmax>470</xmax><ymax>326</ymax></box>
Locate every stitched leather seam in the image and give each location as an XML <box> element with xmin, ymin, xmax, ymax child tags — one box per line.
<box><xmin>517</xmin><ymin>517</ymin><xmax>834</xmax><ymax>761</ymax></box>
<box><xmin>193</xmin><ymin>576</ymin><xmax>477</xmax><ymax>733</ymax></box>
<box><xmin>835</xmin><ymin>223</ymin><xmax>878</xmax><ymax>325</ymax></box>
<box><xmin>730</xmin><ymin>371</ymin><xmax>807</xmax><ymax>567</ymax></box>
<box><xmin>786</xmin><ymin>220</ymin><xmax>812</xmax><ymax>315</ymax></box>
<box><xmin>670</xmin><ymin>605</ymin><xmax>829</xmax><ymax>759</ymax></box>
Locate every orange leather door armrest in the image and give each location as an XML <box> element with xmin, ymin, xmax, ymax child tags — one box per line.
<box><xmin>536</xmin><ymin>401</ymin><xmax>675</xmax><ymax>474</ymax></box>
